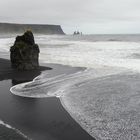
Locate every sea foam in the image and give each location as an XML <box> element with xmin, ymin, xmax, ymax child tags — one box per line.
<box><xmin>8</xmin><ymin>35</ymin><xmax>140</xmax><ymax>139</ymax></box>
<box><xmin>38</xmin><ymin>36</ymin><xmax>140</xmax><ymax>72</ymax></box>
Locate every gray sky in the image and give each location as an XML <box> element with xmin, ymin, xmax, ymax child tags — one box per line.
<box><xmin>0</xmin><ymin>0</ymin><xmax>140</xmax><ymax>34</ymax></box>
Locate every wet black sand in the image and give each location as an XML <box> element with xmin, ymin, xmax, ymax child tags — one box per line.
<box><xmin>0</xmin><ymin>58</ymin><xmax>95</xmax><ymax>140</ymax></box>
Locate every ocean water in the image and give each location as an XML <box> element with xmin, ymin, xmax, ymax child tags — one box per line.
<box><xmin>1</xmin><ymin>34</ymin><xmax>140</xmax><ymax>139</ymax></box>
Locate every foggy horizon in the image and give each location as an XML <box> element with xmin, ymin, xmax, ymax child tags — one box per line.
<box><xmin>0</xmin><ymin>0</ymin><xmax>140</xmax><ymax>34</ymax></box>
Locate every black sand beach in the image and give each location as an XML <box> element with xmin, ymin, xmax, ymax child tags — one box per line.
<box><xmin>0</xmin><ymin>58</ymin><xmax>94</xmax><ymax>140</ymax></box>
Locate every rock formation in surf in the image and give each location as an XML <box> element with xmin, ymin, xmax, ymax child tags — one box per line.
<box><xmin>10</xmin><ymin>30</ymin><xmax>40</xmax><ymax>70</ymax></box>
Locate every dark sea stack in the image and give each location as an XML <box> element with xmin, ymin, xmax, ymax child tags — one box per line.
<box><xmin>10</xmin><ymin>31</ymin><xmax>40</xmax><ymax>70</ymax></box>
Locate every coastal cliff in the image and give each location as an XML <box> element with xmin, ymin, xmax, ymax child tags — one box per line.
<box><xmin>0</xmin><ymin>23</ymin><xmax>65</xmax><ymax>34</ymax></box>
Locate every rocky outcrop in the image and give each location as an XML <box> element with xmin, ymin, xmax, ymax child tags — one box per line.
<box><xmin>0</xmin><ymin>23</ymin><xmax>65</xmax><ymax>34</ymax></box>
<box><xmin>10</xmin><ymin>31</ymin><xmax>40</xmax><ymax>70</ymax></box>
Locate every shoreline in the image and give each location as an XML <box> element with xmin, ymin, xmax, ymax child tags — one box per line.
<box><xmin>59</xmin><ymin>97</ymin><xmax>97</xmax><ymax>139</ymax></box>
<box><xmin>0</xmin><ymin>58</ymin><xmax>95</xmax><ymax>140</ymax></box>
<box><xmin>0</xmin><ymin>120</ymin><xmax>29</xmax><ymax>140</ymax></box>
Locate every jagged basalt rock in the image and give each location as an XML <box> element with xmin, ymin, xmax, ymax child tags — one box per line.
<box><xmin>10</xmin><ymin>31</ymin><xmax>40</xmax><ymax>70</ymax></box>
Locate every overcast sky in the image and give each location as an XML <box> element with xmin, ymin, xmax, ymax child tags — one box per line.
<box><xmin>0</xmin><ymin>0</ymin><xmax>140</xmax><ymax>34</ymax></box>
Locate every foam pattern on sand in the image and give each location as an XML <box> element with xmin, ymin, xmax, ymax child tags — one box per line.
<box><xmin>62</xmin><ymin>73</ymin><xmax>140</xmax><ymax>140</ymax></box>
<box><xmin>10</xmin><ymin>67</ymin><xmax>125</xmax><ymax>98</ymax></box>
<box><xmin>10</xmin><ymin>67</ymin><xmax>138</xmax><ymax>140</ymax></box>
<box><xmin>0</xmin><ymin>120</ymin><xmax>29</xmax><ymax>139</ymax></box>
<box><xmin>10</xmin><ymin>69</ymin><xmax>140</xmax><ymax>140</ymax></box>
